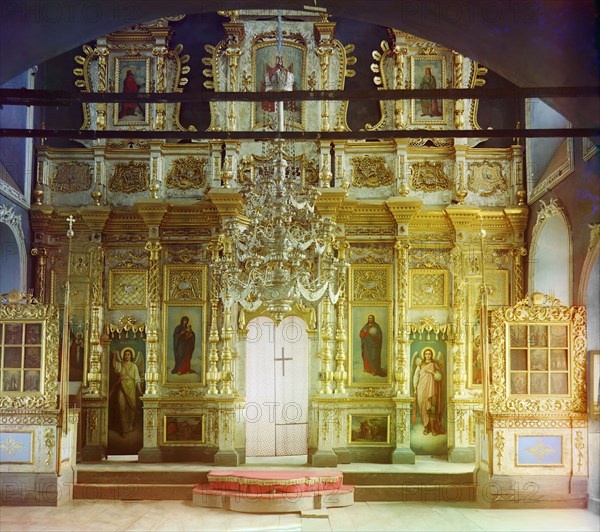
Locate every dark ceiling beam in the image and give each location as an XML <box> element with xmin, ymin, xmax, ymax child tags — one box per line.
<box><xmin>1</xmin><ymin>87</ymin><xmax>599</xmax><ymax>106</ymax></box>
<box><xmin>2</xmin><ymin>128</ymin><xmax>597</xmax><ymax>140</ymax></box>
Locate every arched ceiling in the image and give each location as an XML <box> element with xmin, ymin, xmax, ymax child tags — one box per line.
<box><xmin>1</xmin><ymin>0</ymin><xmax>598</xmax><ymax>127</ymax></box>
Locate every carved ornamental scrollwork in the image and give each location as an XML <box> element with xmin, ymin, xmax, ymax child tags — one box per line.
<box><xmin>164</xmin><ymin>265</ymin><xmax>207</xmax><ymax>302</ymax></box>
<box><xmin>106</xmin><ymin>315</ymin><xmax>146</xmax><ymax>337</ymax></box>
<box><xmin>50</xmin><ymin>162</ymin><xmax>93</xmax><ymax>192</ymax></box>
<box><xmin>351</xmin><ymin>266</ymin><xmax>391</xmax><ymax>301</ymax></box>
<box><xmin>350</xmin><ymin>156</ymin><xmax>393</xmax><ymax>188</ymax></box>
<box><xmin>409</xmin><ymin>161</ymin><xmax>451</xmax><ymax>192</ymax></box>
<box><xmin>165</xmin><ymin>156</ymin><xmax>208</xmax><ymax>190</ymax></box>
<box><xmin>349</xmin><ymin>244</ymin><xmax>393</xmax><ymax>264</ymax></box>
<box><xmin>108</xmin><ymin>160</ymin><xmax>149</xmax><ymax>193</ymax></box>
<box><xmin>467</xmin><ymin>161</ymin><xmax>508</xmax><ymax>196</ymax></box>
<box><xmin>238</xmin><ymin>154</ymin><xmax>319</xmax><ymax>187</ymax></box>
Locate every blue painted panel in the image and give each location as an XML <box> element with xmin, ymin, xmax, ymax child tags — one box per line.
<box><xmin>0</xmin><ymin>431</ymin><xmax>33</xmax><ymax>463</ymax></box>
<box><xmin>517</xmin><ymin>435</ymin><xmax>562</xmax><ymax>466</ymax></box>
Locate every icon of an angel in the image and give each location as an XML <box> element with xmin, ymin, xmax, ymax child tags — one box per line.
<box><xmin>110</xmin><ymin>347</ymin><xmax>145</xmax><ymax>436</ymax></box>
<box><xmin>412</xmin><ymin>347</ymin><xmax>446</xmax><ymax>436</ymax></box>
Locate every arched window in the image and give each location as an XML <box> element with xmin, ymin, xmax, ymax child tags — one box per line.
<box><xmin>530</xmin><ymin>199</ymin><xmax>571</xmax><ymax>305</ymax></box>
<box><xmin>0</xmin><ymin>204</ymin><xmax>26</xmax><ymax>293</ymax></box>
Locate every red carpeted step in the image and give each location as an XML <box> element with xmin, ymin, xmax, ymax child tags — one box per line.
<box><xmin>206</xmin><ymin>469</ymin><xmax>343</xmax><ymax>494</ymax></box>
<box><xmin>192</xmin><ymin>482</ymin><xmax>355</xmax><ymax>513</ymax></box>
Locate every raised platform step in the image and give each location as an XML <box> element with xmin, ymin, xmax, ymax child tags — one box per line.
<box><xmin>206</xmin><ymin>469</ymin><xmax>343</xmax><ymax>493</ymax></box>
<box><xmin>73</xmin><ymin>458</ymin><xmax>477</xmax><ymax>504</ymax></box>
<box><xmin>192</xmin><ymin>483</ymin><xmax>354</xmax><ymax>513</ymax></box>
<box><xmin>192</xmin><ymin>469</ymin><xmax>354</xmax><ymax>513</ymax></box>
<box><xmin>73</xmin><ymin>483</ymin><xmax>194</xmax><ymax>501</ymax></box>
<box><xmin>355</xmin><ymin>484</ymin><xmax>475</xmax><ymax>502</ymax></box>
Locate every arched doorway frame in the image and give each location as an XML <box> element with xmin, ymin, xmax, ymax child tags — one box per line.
<box><xmin>529</xmin><ymin>197</ymin><xmax>572</xmax><ymax>304</ymax></box>
<box><xmin>0</xmin><ymin>204</ymin><xmax>27</xmax><ymax>292</ymax></box>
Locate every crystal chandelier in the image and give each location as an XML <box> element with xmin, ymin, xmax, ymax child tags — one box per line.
<box><xmin>213</xmin><ymin>12</ymin><xmax>344</xmax><ymax>323</ymax></box>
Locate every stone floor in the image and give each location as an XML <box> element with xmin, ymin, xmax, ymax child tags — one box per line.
<box><xmin>1</xmin><ymin>500</ymin><xmax>598</xmax><ymax>531</ymax></box>
<box><xmin>4</xmin><ymin>456</ymin><xmax>597</xmax><ymax>530</ymax></box>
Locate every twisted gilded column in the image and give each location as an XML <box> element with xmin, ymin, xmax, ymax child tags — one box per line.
<box><xmin>392</xmin><ymin>42</ymin><xmax>406</xmax><ymax>129</ymax></box>
<box><xmin>31</xmin><ymin>247</ymin><xmax>48</xmax><ymax>303</ymax></box>
<box><xmin>394</xmin><ymin>239</ymin><xmax>411</xmax><ymax>396</ymax></box>
<box><xmin>144</xmin><ymin>240</ymin><xmax>162</xmax><ymax>395</ymax></box>
<box><xmin>319</xmin><ymin>298</ymin><xmax>334</xmax><ymax>395</ymax></box>
<box><xmin>224</xmin><ymin>46</ymin><xmax>241</xmax><ymax>131</ymax></box>
<box><xmin>333</xmin><ymin>291</ymin><xmax>347</xmax><ymax>394</ymax></box>
<box><xmin>451</xmin><ymin>245</ymin><xmax>467</xmax><ymax>396</ymax></box>
<box><xmin>220</xmin><ymin>294</ymin><xmax>234</xmax><ymax>395</ymax></box>
<box><xmin>512</xmin><ymin>245</ymin><xmax>527</xmax><ymax>301</ymax></box>
<box><xmin>316</xmin><ymin>45</ymin><xmax>333</xmax><ymax>132</ymax></box>
<box><xmin>94</xmin><ymin>46</ymin><xmax>109</xmax><ymax>130</ymax></box>
<box><xmin>206</xmin><ymin>264</ymin><xmax>221</xmax><ymax>395</ymax></box>
<box><xmin>152</xmin><ymin>46</ymin><xmax>168</xmax><ymax>130</ymax></box>
<box><xmin>87</xmin><ymin>246</ymin><xmax>104</xmax><ymax>396</ymax></box>
<box><xmin>333</xmin><ymin>241</ymin><xmax>349</xmax><ymax>394</ymax></box>
<box><xmin>452</xmin><ymin>51</ymin><xmax>465</xmax><ymax>129</ymax></box>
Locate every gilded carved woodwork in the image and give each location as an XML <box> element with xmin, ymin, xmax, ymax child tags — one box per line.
<box><xmin>490</xmin><ymin>416</ymin><xmax>586</xmax><ymax>429</ymax></box>
<box><xmin>355</xmin><ymin>388</ymin><xmax>387</xmax><ymax>399</ymax></box>
<box><xmin>106</xmin><ymin>315</ymin><xmax>146</xmax><ymax>337</ymax></box>
<box><xmin>397</xmin><ymin>409</ymin><xmax>407</xmax><ymax>444</ymax></box>
<box><xmin>409</xmin><ymin>269</ymin><xmax>448</xmax><ymax>308</ymax></box>
<box><xmin>409</xmin><ymin>248</ymin><xmax>452</xmax><ymax>269</ymax></box>
<box><xmin>164</xmin><ymin>265</ymin><xmax>207</xmax><ymax>302</ymax></box>
<box><xmin>164</xmin><ymin>245</ymin><xmax>207</xmax><ymax>264</ymax></box>
<box><xmin>108</xmin><ymin>160</ymin><xmax>149</xmax><ymax>193</ymax></box>
<box><xmin>349</xmin><ymin>244</ymin><xmax>393</xmax><ymax>264</ymax></box>
<box><xmin>107</xmin><ymin>250</ymin><xmax>148</xmax><ymax>270</ymax></box>
<box><xmin>489</xmin><ymin>294</ymin><xmax>587</xmax><ymax>415</ymax></box>
<box><xmin>44</xmin><ymin>428</ymin><xmax>55</xmax><ymax>466</ymax></box>
<box><xmin>50</xmin><ymin>162</ymin><xmax>92</xmax><ymax>192</ymax></box>
<box><xmin>395</xmin><ymin>239</ymin><xmax>410</xmax><ymax>395</ymax></box>
<box><xmin>409</xmin><ymin>161</ymin><xmax>451</xmax><ymax>192</ymax></box>
<box><xmin>239</xmin><ymin>153</ymin><xmax>319</xmax><ymax>187</ymax></box>
<box><xmin>0</xmin><ymin>293</ymin><xmax>59</xmax><ymax>410</ymax></box>
<box><xmin>165</xmin><ymin>156</ymin><xmax>208</xmax><ymax>190</ymax></box>
<box><xmin>468</xmin><ymin>269</ymin><xmax>509</xmax><ymax>308</ymax></box>
<box><xmin>350</xmin><ymin>156</ymin><xmax>393</xmax><ymax>188</ymax></box>
<box><xmin>495</xmin><ymin>429</ymin><xmax>505</xmax><ymax>472</ymax></box>
<box><xmin>319</xmin><ymin>297</ymin><xmax>334</xmax><ymax>395</ymax></box>
<box><xmin>467</xmin><ymin>161</ymin><xmax>508</xmax><ymax>196</ymax></box>
<box><xmin>575</xmin><ymin>429</ymin><xmax>585</xmax><ymax>473</ymax></box>
<box><xmin>350</xmin><ymin>265</ymin><xmax>391</xmax><ymax>301</ymax></box>
<box><xmin>408</xmin><ymin>316</ymin><xmax>451</xmax><ymax>338</ymax></box>
<box><xmin>108</xmin><ymin>269</ymin><xmax>148</xmax><ymax>310</ymax></box>
<box><xmin>145</xmin><ymin>240</ymin><xmax>162</xmax><ymax>396</ymax></box>
<box><xmin>346</xmin><ymin>226</ymin><xmax>395</xmax><ymax>237</ymax></box>
<box><xmin>333</xmin><ymin>289</ymin><xmax>348</xmax><ymax>394</ymax></box>
<box><xmin>87</xmin><ymin>246</ymin><xmax>104</xmax><ymax>393</ymax></box>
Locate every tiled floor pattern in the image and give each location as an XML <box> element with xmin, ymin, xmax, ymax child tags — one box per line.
<box><xmin>1</xmin><ymin>500</ymin><xmax>598</xmax><ymax>531</ymax></box>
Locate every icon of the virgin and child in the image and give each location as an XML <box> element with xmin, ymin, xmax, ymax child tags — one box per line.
<box><xmin>171</xmin><ymin>316</ymin><xmax>196</xmax><ymax>375</ymax></box>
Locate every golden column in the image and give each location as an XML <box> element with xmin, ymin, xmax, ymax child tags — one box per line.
<box><xmin>333</xmin><ymin>241</ymin><xmax>350</xmax><ymax>394</ymax></box>
<box><xmin>136</xmin><ymin>202</ymin><xmax>168</xmax><ymax>396</ymax></box>
<box><xmin>223</xmin><ymin>20</ymin><xmax>245</xmax><ymax>132</ymax></box>
<box><xmin>394</xmin><ymin>238</ymin><xmax>411</xmax><ymax>396</ymax></box>
<box><xmin>30</xmin><ymin>247</ymin><xmax>48</xmax><ymax>302</ymax></box>
<box><xmin>389</xmin><ymin>29</ymin><xmax>407</xmax><ymax>130</ymax></box>
<box><xmin>144</xmin><ymin>240</ymin><xmax>162</xmax><ymax>395</ymax></box>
